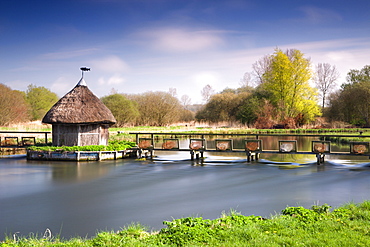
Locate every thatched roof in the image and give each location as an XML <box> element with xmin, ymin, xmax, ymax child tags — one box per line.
<box><xmin>42</xmin><ymin>78</ymin><xmax>116</xmax><ymax>124</ymax></box>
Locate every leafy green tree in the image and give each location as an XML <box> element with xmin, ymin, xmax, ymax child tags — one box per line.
<box><xmin>327</xmin><ymin>65</ymin><xmax>370</xmax><ymax>126</ymax></box>
<box><xmin>26</xmin><ymin>84</ymin><xmax>58</xmax><ymax>121</ymax></box>
<box><xmin>196</xmin><ymin>92</ymin><xmax>250</xmax><ymax>124</ymax></box>
<box><xmin>101</xmin><ymin>94</ymin><xmax>139</xmax><ymax>127</ymax></box>
<box><xmin>344</xmin><ymin>65</ymin><xmax>370</xmax><ymax>86</ymax></box>
<box><xmin>261</xmin><ymin>48</ymin><xmax>320</xmax><ymax>124</ymax></box>
<box><xmin>0</xmin><ymin>84</ymin><xmax>29</xmax><ymax>126</ymax></box>
<box><xmin>236</xmin><ymin>96</ymin><xmax>261</xmax><ymax>125</ymax></box>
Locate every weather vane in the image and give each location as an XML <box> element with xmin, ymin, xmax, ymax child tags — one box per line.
<box><xmin>80</xmin><ymin>67</ymin><xmax>91</xmax><ymax>78</ymax></box>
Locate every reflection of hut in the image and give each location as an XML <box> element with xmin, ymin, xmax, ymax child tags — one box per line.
<box><xmin>42</xmin><ymin>69</ymin><xmax>116</xmax><ymax>146</ymax></box>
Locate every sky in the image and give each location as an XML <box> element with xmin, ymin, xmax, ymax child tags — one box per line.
<box><xmin>1</xmin><ymin>0</ymin><xmax>369</xmax><ymax>104</ymax></box>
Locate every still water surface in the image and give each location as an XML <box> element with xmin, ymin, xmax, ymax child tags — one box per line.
<box><xmin>1</xmin><ymin>138</ymin><xmax>370</xmax><ymax>240</ymax></box>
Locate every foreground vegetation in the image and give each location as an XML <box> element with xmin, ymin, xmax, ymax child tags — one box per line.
<box><xmin>2</xmin><ymin>201</ymin><xmax>370</xmax><ymax>246</ymax></box>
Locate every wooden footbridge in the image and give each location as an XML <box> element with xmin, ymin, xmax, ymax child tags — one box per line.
<box><xmin>131</xmin><ymin>132</ymin><xmax>370</xmax><ymax>165</ymax></box>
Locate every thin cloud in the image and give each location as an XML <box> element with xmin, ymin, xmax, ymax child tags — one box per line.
<box><xmin>41</xmin><ymin>48</ymin><xmax>99</xmax><ymax>60</ymax></box>
<box><xmin>50</xmin><ymin>77</ymin><xmax>73</xmax><ymax>96</ymax></box>
<box><xmin>90</xmin><ymin>56</ymin><xmax>130</xmax><ymax>73</ymax></box>
<box><xmin>299</xmin><ymin>6</ymin><xmax>342</xmax><ymax>24</ymax></box>
<box><xmin>135</xmin><ymin>28</ymin><xmax>224</xmax><ymax>53</ymax></box>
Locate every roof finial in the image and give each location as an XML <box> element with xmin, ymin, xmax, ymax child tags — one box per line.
<box><xmin>78</xmin><ymin>67</ymin><xmax>90</xmax><ymax>86</ymax></box>
<box><xmin>80</xmin><ymin>67</ymin><xmax>90</xmax><ymax>78</ymax></box>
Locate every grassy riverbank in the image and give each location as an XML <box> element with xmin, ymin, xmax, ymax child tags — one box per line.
<box><xmin>2</xmin><ymin>201</ymin><xmax>370</xmax><ymax>246</ymax></box>
<box><xmin>110</xmin><ymin>126</ymin><xmax>370</xmax><ymax>143</ymax></box>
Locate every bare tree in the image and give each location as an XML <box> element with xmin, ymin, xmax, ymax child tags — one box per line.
<box><xmin>314</xmin><ymin>63</ymin><xmax>340</xmax><ymax>109</ymax></box>
<box><xmin>239</xmin><ymin>72</ymin><xmax>254</xmax><ymax>87</ymax></box>
<box><xmin>201</xmin><ymin>84</ymin><xmax>215</xmax><ymax>102</ymax></box>
<box><xmin>180</xmin><ymin>94</ymin><xmax>191</xmax><ymax>109</ymax></box>
<box><xmin>168</xmin><ymin>88</ymin><xmax>177</xmax><ymax>98</ymax></box>
<box><xmin>252</xmin><ymin>54</ymin><xmax>271</xmax><ymax>85</ymax></box>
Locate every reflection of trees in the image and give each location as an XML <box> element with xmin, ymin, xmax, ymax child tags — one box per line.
<box><xmin>46</xmin><ymin>161</ymin><xmax>114</xmax><ymax>183</ymax></box>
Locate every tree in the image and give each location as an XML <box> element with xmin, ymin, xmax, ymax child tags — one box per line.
<box><xmin>240</xmin><ymin>72</ymin><xmax>255</xmax><ymax>88</ymax></box>
<box><xmin>180</xmin><ymin>95</ymin><xmax>191</xmax><ymax>110</ymax></box>
<box><xmin>236</xmin><ymin>96</ymin><xmax>261</xmax><ymax>125</ymax></box>
<box><xmin>201</xmin><ymin>84</ymin><xmax>215</xmax><ymax>102</ymax></box>
<box><xmin>327</xmin><ymin>65</ymin><xmax>370</xmax><ymax>126</ymax></box>
<box><xmin>314</xmin><ymin>63</ymin><xmax>339</xmax><ymax>109</ymax></box>
<box><xmin>252</xmin><ymin>54</ymin><xmax>271</xmax><ymax>85</ymax></box>
<box><xmin>101</xmin><ymin>94</ymin><xmax>139</xmax><ymax>127</ymax></box>
<box><xmin>168</xmin><ymin>88</ymin><xmax>177</xmax><ymax>97</ymax></box>
<box><xmin>26</xmin><ymin>84</ymin><xmax>58</xmax><ymax>121</ymax></box>
<box><xmin>344</xmin><ymin>65</ymin><xmax>370</xmax><ymax>86</ymax></box>
<box><xmin>0</xmin><ymin>84</ymin><xmax>29</xmax><ymax>126</ymax></box>
<box><xmin>131</xmin><ymin>91</ymin><xmax>182</xmax><ymax>126</ymax></box>
<box><xmin>195</xmin><ymin>92</ymin><xmax>250</xmax><ymax>124</ymax></box>
<box><xmin>178</xmin><ymin>108</ymin><xmax>195</xmax><ymax>122</ymax></box>
<box><xmin>261</xmin><ymin>48</ymin><xmax>320</xmax><ymax>124</ymax></box>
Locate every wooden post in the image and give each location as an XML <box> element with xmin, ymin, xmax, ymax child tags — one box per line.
<box><xmin>316</xmin><ymin>153</ymin><xmax>325</xmax><ymax>165</ymax></box>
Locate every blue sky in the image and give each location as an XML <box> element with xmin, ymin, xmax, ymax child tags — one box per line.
<box><xmin>1</xmin><ymin>0</ymin><xmax>369</xmax><ymax>103</ymax></box>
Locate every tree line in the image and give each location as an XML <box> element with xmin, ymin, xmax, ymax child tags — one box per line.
<box><xmin>197</xmin><ymin>49</ymin><xmax>370</xmax><ymax>128</ymax></box>
<box><xmin>1</xmin><ymin>48</ymin><xmax>369</xmax><ymax>128</ymax></box>
<box><xmin>0</xmin><ymin>84</ymin><xmax>59</xmax><ymax>126</ymax></box>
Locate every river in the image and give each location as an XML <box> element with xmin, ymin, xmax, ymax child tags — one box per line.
<box><xmin>1</xmin><ymin>137</ymin><xmax>370</xmax><ymax>240</ymax></box>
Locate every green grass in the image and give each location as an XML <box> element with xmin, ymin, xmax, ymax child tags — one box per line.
<box><xmin>108</xmin><ymin>126</ymin><xmax>370</xmax><ymax>143</ymax></box>
<box><xmin>111</xmin><ymin>126</ymin><xmax>370</xmax><ymax>134</ymax></box>
<box><xmin>2</xmin><ymin>202</ymin><xmax>370</xmax><ymax>246</ymax></box>
<box><xmin>321</xmin><ymin>136</ymin><xmax>370</xmax><ymax>144</ymax></box>
<box><xmin>27</xmin><ymin>140</ymin><xmax>137</xmax><ymax>152</ymax></box>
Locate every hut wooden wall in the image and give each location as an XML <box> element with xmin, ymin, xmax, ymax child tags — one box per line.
<box><xmin>52</xmin><ymin>124</ymin><xmax>110</xmax><ymax>146</ymax></box>
<box><xmin>79</xmin><ymin>124</ymin><xmax>100</xmax><ymax>146</ymax></box>
<box><xmin>99</xmin><ymin>124</ymin><xmax>109</xmax><ymax>146</ymax></box>
<box><xmin>52</xmin><ymin>124</ymin><xmax>79</xmax><ymax>146</ymax></box>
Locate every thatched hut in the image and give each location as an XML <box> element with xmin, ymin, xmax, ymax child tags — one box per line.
<box><xmin>42</xmin><ymin>73</ymin><xmax>116</xmax><ymax>146</ymax></box>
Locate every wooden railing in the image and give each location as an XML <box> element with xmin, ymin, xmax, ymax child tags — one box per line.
<box><xmin>0</xmin><ymin>131</ymin><xmax>51</xmax><ymax>147</ymax></box>
<box><xmin>130</xmin><ymin>132</ymin><xmax>370</xmax><ymax>165</ymax></box>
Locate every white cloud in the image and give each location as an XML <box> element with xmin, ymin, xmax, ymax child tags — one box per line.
<box><xmin>90</xmin><ymin>55</ymin><xmax>130</xmax><ymax>73</ymax></box>
<box><xmin>136</xmin><ymin>28</ymin><xmax>224</xmax><ymax>53</ymax></box>
<box><xmin>192</xmin><ymin>71</ymin><xmax>221</xmax><ymax>87</ymax></box>
<box><xmin>98</xmin><ymin>73</ymin><xmax>126</xmax><ymax>85</ymax></box>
